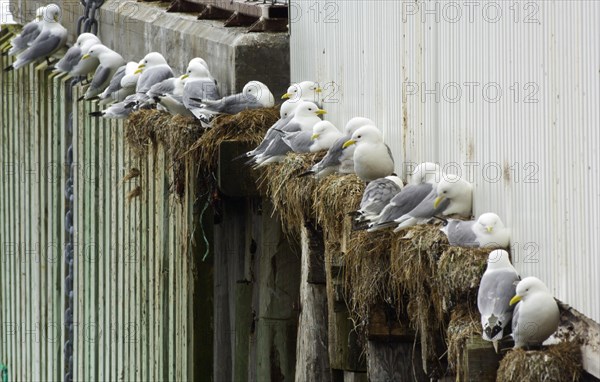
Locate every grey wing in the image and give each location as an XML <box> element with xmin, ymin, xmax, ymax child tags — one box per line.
<box><xmin>317</xmin><ymin>134</ymin><xmax>348</xmax><ymax>169</ymax></box>
<box><xmin>206</xmin><ymin>93</ymin><xmax>262</xmax><ymax>114</ymax></box>
<box><xmin>183</xmin><ymin>79</ymin><xmax>220</xmax><ymax>108</ymax></box>
<box><xmin>511</xmin><ymin>299</ymin><xmax>521</xmax><ymax>336</ymax></box>
<box><xmin>261</xmin><ymin>135</ymin><xmax>292</xmax><ymax>157</ymax></box>
<box><xmin>18</xmin><ymin>32</ymin><xmax>62</xmax><ymax>62</ymax></box>
<box><xmin>374</xmin><ymin>184</ymin><xmax>432</xmax><ymax>223</ymax></box>
<box><xmin>54</xmin><ymin>45</ymin><xmax>82</xmax><ymax>72</ymax></box>
<box><xmin>283</xmin><ymin>131</ymin><xmax>313</xmax><ymax>153</ymax></box>
<box><xmin>478</xmin><ymin>270</ymin><xmax>519</xmax><ymax>340</ymax></box>
<box><xmin>147</xmin><ymin>78</ymin><xmax>175</xmax><ymax>98</ymax></box>
<box><xmin>446</xmin><ymin>220</ymin><xmax>478</xmax><ymax>247</ymax></box>
<box><xmin>10</xmin><ymin>22</ymin><xmax>41</xmax><ymax>51</ymax></box>
<box><xmin>405</xmin><ymin>188</ymin><xmax>449</xmax><ymax>219</ymax></box>
<box><xmin>251</xmin><ymin>116</ymin><xmax>292</xmax><ymax>156</ymax></box>
<box><xmin>478</xmin><ymin>270</ymin><xmax>519</xmax><ymax>317</ymax></box>
<box><xmin>104</xmin><ymin>65</ymin><xmax>128</xmax><ymax>94</ymax></box>
<box><xmin>137</xmin><ymin>66</ymin><xmax>174</xmax><ymax>94</ymax></box>
<box><xmin>361</xmin><ymin>179</ymin><xmax>402</xmax><ymax>214</ymax></box>
<box><xmin>89</xmin><ymin>65</ymin><xmax>113</xmax><ymax>92</ymax></box>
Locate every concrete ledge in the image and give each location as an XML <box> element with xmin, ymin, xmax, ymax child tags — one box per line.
<box><xmin>8</xmin><ymin>0</ymin><xmax>290</xmax><ymax>96</ymax></box>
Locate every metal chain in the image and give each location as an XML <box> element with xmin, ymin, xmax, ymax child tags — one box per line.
<box><xmin>76</xmin><ymin>0</ymin><xmax>104</xmax><ymax>35</ymax></box>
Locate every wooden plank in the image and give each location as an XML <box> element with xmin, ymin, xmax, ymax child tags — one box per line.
<box><xmin>109</xmin><ymin>119</ymin><xmax>119</xmax><ymax>382</ymax></box>
<box><xmin>366</xmin><ymin>340</ymin><xmax>428</xmax><ymax>381</ymax></box>
<box><xmin>20</xmin><ymin>65</ymin><xmax>29</xmax><ymax>382</ymax></box>
<box><xmin>117</xmin><ymin>118</ymin><xmax>125</xmax><ymax>381</ymax></box>
<box><xmin>234</xmin><ymin>282</ymin><xmax>252</xmax><ymax>382</ymax></box>
<box><xmin>295</xmin><ymin>224</ymin><xmax>331</xmax><ymax>382</ymax></box>
<box><xmin>255</xmin><ymin>200</ymin><xmax>301</xmax><ymax>381</ymax></box>
<box><xmin>122</xmin><ymin>123</ymin><xmax>131</xmax><ymax>381</ymax></box>
<box><xmin>137</xmin><ymin>155</ymin><xmax>146</xmax><ymax>382</ymax></box>
<box><xmin>74</xmin><ymin>86</ymin><xmax>87</xmax><ymax>382</ymax></box>
<box><xmin>96</xmin><ymin>113</ymin><xmax>107</xmax><ymax>382</ymax></box>
<box><xmin>168</xmin><ymin>195</ymin><xmax>176</xmax><ymax>382</ymax></box>
<box><xmin>154</xmin><ymin>143</ymin><xmax>166</xmax><ymax>380</ymax></box>
<box><xmin>146</xmin><ymin>132</ymin><xmax>156</xmax><ymax>382</ymax></box>
<box><xmin>460</xmin><ymin>336</ymin><xmax>501</xmax><ymax>382</ymax></box>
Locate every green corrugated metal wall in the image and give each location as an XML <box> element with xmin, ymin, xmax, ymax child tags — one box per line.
<box><xmin>0</xmin><ymin>28</ymin><xmax>207</xmax><ymax>381</ymax></box>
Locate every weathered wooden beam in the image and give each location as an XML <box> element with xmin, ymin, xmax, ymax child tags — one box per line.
<box><xmin>304</xmin><ymin>222</ymin><xmax>326</xmax><ymax>284</ymax></box>
<box><xmin>367</xmin><ymin>305</ymin><xmax>414</xmax><ymax>342</ymax></box>
<box><xmin>366</xmin><ymin>340</ymin><xmax>428</xmax><ymax>381</ymax></box>
<box><xmin>218</xmin><ymin>140</ymin><xmax>260</xmax><ymax>197</ymax></box>
<box><xmin>295</xmin><ymin>224</ymin><xmax>331</xmax><ymax>382</ymax></box>
<box><xmin>460</xmin><ymin>336</ymin><xmax>501</xmax><ymax>382</ymax></box>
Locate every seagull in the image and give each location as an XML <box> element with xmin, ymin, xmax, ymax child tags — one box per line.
<box><xmin>510</xmin><ymin>277</ymin><xmax>560</xmax><ymax>348</ymax></box>
<box><xmin>309</xmin><ymin>121</ymin><xmax>343</xmax><ymax>152</ymax></box>
<box><xmin>97</xmin><ymin>61</ymin><xmax>138</xmax><ymax>105</ymax></box>
<box><xmin>4</xmin><ymin>4</ymin><xmax>68</xmax><ymax>71</ymax></box>
<box><xmin>80</xmin><ymin>43</ymin><xmax>126</xmax><ymax>100</ymax></box>
<box><xmin>299</xmin><ymin>117</ymin><xmax>375</xmax><ymax>178</ymax></box>
<box><xmin>477</xmin><ymin>249</ymin><xmax>520</xmax><ymax>352</ymax></box>
<box><xmin>352</xmin><ymin>176</ymin><xmax>404</xmax><ymax>224</ymax></box>
<box><xmin>441</xmin><ymin>213</ymin><xmax>510</xmax><ymax>248</ymax></box>
<box><xmin>53</xmin><ymin>32</ymin><xmax>100</xmax><ymax>76</ymax></box>
<box><xmin>126</xmin><ymin>52</ymin><xmax>174</xmax><ymax>108</ymax></box>
<box><xmin>281</xmin><ymin>80</ymin><xmax>322</xmax><ymax>105</ymax></box>
<box><xmin>393</xmin><ymin>174</ymin><xmax>473</xmax><ymax>232</ymax></box>
<box><xmin>342</xmin><ymin>125</ymin><xmax>395</xmax><ymax>182</ymax></box>
<box><xmin>189</xmin><ymin>80</ymin><xmax>275</xmax><ymax>125</ymax></box>
<box><xmin>5</xmin><ymin>6</ymin><xmax>45</xmax><ymax>57</ymax></box>
<box><xmin>252</xmin><ymin>101</ymin><xmax>326</xmax><ymax>167</ymax></box>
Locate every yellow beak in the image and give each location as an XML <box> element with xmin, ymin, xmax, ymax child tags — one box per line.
<box><xmin>54</xmin><ymin>15</ymin><xmax>59</xmax><ymax>22</ymax></box>
<box><xmin>180</xmin><ymin>74</ymin><xmax>189</xmax><ymax>80</ymax></box>
<box><xmin>81</xmin><ymin>54</ymin><xmax>90</xmax><ymax>60</ymax></box>
<box><xmin>509</xmin><ymin>295</ymin><xmax>522</xmax><ymax>306</ymax></box>
<box><xmin>342</xmin><ymin>139</ymin><xmax>356</xmax><ymax>149</ymax></box>
<box><xmin>315</xmin><ymin>109</ymin><xmax>327</xmax><ymax>115</ymax></box>
<box><xmin>281</xmin><ymin>93</ymin><xmax>292</xmax><ymax>99</ymax></box>
<box><xmin>315</xmin><ymin>87</ymin><xmax>322</xmax><ymax>93</ymax></box>
<box><xmin>486</xmin><ymin>226</ymin><xmax>493</xmax><ymax>233</ymax></box>
<box><xmin>311</xmin><ymin>134</ymin><xmax>319</xmax><ymax>141</ymax></box>
<box><xmin>433</xmin><ymin>195</ymin><xmax>446</xmax><ymax>209</ymax></box>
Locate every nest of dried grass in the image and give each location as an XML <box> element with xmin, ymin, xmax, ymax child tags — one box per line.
<box><xmin>389</xmin><ymin>224</ymin><xmax>449</xmax><ymax>372</ymax></box>
<box><xmin>190</xmin><ymin>106</ymin><xmax>280</xmax><ymax>171</ymax></box>
<box><xmin>260</xmin><ymin>152</ymin><xmax>325</xmax><ymax>235</ymax></box>
<box><xmin>125</xmin><ymin>110</ymin><xmax>205</xmax><ymax>197</ymax></box>
<box><xmin>313</xmin><ymin>174</ymin><xmax>364</xmax><ymax>244</ymax></box>
<box><xmin>436</xmin><ymin>246</ymin><xmax>489</xmax><ymax>313</ymax></box>
<box><xmin>343</xmin><ymin>230</ymin><xmax>396</xmax><ymax>333</ymax></box>
<box><xmin>497</xmin><ymin>341</ymin><xmax>582</xmax><ymax>382</ymax></box>
<box><xmin>446</xmin><ymin>303</ymin><xmax>481</xmax><ymax>377</ymax></box>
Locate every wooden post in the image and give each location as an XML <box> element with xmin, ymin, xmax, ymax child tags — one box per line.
<box><xmin>294</xmin><ymin>223</ymin><xmax>331</xmax><ymax>382</ymax></box>
<box><xmin>251</xmin><ymin>199</ymin><xmax>301</xmax><ymax>382</ymax></box>
<box><xmin>460</xmin><ymin>337</ymin><xmax>501</xmax><ymax>382</ymax></box>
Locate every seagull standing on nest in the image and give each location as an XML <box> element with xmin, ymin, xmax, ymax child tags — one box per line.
<box><xmin>441</xmin><ymin>212</ymin><xmax>510</xmax><ymax>248</ymax></box>
<box><xmin>342</xmin><ymin>125</ymin><xmax>395</xmax><ymax>182</ymax></box>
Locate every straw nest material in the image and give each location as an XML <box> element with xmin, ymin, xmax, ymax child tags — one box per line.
<box><xmin>497</xmin><ymin>341</ymin><xmax>583</xmax><ymax>382</ymax></box>
<box><xmin>436</xmin><ymin>246</ymin><xmax>489</xmax><ymax>313</ymax></box>
<box><xmin>260</xmin><ymin>152</ymin><xmax>325</xmax><ymax>234</ymax></box>
<box><xmin>313</xmin><ymin>174</ymin><xmax>364</xmax><ymax>244</ymax></box>
<box><xmin>446</xmin><ymin>303</ymin><xmax>481</xmax><ymax>377</ymax></box>
<box><xmin>125</xmin><ymin>110</ymin><xmax>205</xmax><ymax>197</ymax></box>
<box><xmin>343</xmin><ymin>230</ymin><xmax>396</xmax><ymax>332</ymax></box>
<box><xmin>190</xmin><ymin>106</ymin><xmax>280</xmax><ymax>171</ymax></box>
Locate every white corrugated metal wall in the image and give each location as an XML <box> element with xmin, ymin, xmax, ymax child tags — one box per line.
<box><xmin>290</xmin><ymin>0</ymin><xmax>600</xmax><ymax>323</ymax></box>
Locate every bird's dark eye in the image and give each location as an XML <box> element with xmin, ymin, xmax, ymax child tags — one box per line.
<box><xmin>357</xmin><ymin>135</ymin><xmax>362</xmax><ymax>138</ymax></box>
<box><xmin>308</xmin><ymin>108</ymin><xmax>313</xmax><ymax>111</ymax></box>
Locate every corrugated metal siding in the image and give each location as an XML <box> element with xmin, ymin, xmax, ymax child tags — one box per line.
<box><xmin>290</xmin><ymin>0</ymin><xmax>600</xmax><ymax>323</ymax></box>
<box><xmin>0</xmin><ymin>32</ymin><xmax>200</xmax><ymax>379</ymax></box>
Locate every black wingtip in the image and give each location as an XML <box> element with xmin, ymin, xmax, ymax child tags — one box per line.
<box><xmin>89</xmin><ymin>111</ymin><xmax>103</xmax><ymax>117</ymax></box>
<box><xmin>190</xmin><ymin>97</ymin><xmax>202</xmax><ymax>103</ymax></box>
<box><xmin>297</xmin><ymin>171</ymin><xmax>313</xmax><ymax>178</ymax></box>
<box><xmin>231</xmin><ymin>152</ymin><xmax>250</xmax><ymax>161</ymax></box>
<box><xmin>124</xmin><ymin>102</ymin><xmax>136</xmax><ymax>109</ymax></box>
<box><xmin>3</xmin><ymin>65</ymin><xmax>14</xmax><ymax>72</ymax></box>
